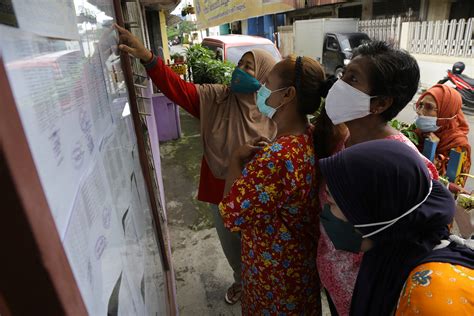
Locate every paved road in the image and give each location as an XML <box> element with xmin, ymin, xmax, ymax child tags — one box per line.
<box><xmin>170</xmin><ymin>44</ymin><xmax>186</xmax><ymax>55</ymax></box>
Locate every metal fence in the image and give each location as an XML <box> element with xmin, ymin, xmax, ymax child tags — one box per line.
<box><xmin>358</xmin><ymin>17</ymin><xmax>404</xmax><ymax>48</ymax></box>
<box><xmin>407</xmin><ymin>18</ymin><xmax>474</xmax><ymax>58</ymax></box>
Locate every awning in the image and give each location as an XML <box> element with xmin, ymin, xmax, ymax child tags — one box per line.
<box><xmin>140</xmin><ymin>0</ymin><xmax>181</xmax><ymax>11</ymax></box>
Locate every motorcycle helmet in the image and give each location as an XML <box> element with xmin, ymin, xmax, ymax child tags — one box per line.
<box><xmin>452</xmin><ymin>61</ymin><xmax>465</xmax><ymax>74</ymax></box>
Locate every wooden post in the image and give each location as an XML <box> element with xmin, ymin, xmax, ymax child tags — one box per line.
<box><xmin>362</xmin><ymin>0</ymin><xmax>373</xmax><ymax>20</ymax></box>
<box><xmin>113</xmin><ymin>0</ymin><xmax>170</xmax><ymax>270</ymax></box>
<box><xmin>113</xmin><ymin>1</ymin><xmax>177</xmax><ymax>314</ymax></box>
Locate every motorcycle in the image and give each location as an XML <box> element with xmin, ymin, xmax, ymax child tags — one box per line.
<box><xmin>438</xmin><ymin>61</ymin><xmax>474</xmax><ymax>114</ymax></box>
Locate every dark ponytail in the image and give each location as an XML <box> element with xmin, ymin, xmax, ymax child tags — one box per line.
<box><xmin>312</xmin><ymin>75</ymin><xmax>346</xmax><ymax>159</ymax></box>
<box><xmin>320</xmin><ymin>75</ymin><xmax>337</xmax><ymax>99</ymax></box>
<box><xmin>278</xmin><ymin>57</ymin><xmax>346</xmax><ymax>159</ymax></box>
<box><xmin>279</xmin><ymin>56</ymin><xmax>325</xmax><ymax>116</ymax></box>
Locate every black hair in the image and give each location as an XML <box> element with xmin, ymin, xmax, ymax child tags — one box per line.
<box><xmin>278</xmin><ymin>56</ymin><xmax>345</xmax><ymax>159</ymax></box>
<box><xmin>321</xmin><ymin>75</ymin><xmax>337</xmax><ymax>98</ymax></box>
<box><xmin>279</xmin><ymin>55</ymin><xmax>327</xmax><ymax>116</ymax></box>
<box><xmin>352</xmin><ymin>41</ymin><xmax>420</xmax><ymax>122</ymax></box>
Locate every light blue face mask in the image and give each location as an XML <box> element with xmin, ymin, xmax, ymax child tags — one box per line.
<box><xmin>256</xmin><ymin>84</ymin><xmax>288</xmax><ymax>119</ymax></box>
<box><xmin>415</xmin><ymin>115</ymin><xmax>439</xmax><ymax>132</ymax></box>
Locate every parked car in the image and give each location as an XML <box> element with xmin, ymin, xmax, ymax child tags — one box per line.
<box><xmin>201</xmin><ymin>35</ymin><xmax>282</xmax><ymax>64</ymax></box>
<box><xmin>293</xmin><ymin>18</ymin><xmax>371</xmax><ymax>77</ymax></box>
<box><xmin>171</xmin><ymin>37</ymin><xmax>181</xmax><ymax>45</ymax></box>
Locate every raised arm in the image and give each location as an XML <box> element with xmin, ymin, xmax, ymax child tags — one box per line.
<box><xmin>116</xmin><ymin>24</ymin><xmax>200</xmax><ymax>118</ymax></box>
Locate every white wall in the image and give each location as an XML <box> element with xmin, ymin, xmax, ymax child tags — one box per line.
<box><xmin>207</xmin><ymin>26</ymin><xmax>220</xmax><ymax>37</ymax></box>
<box><xmin>399</xmin><ymin>21</ymin><xmax>474</xmax><ymax>88</ymax></box>
<box><xmin>241</xmin><ymin>19</ymin><xmax>248</xmax><ymax>35</ymax></box>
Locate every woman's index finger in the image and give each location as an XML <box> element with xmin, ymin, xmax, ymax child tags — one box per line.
<box><xmin>114</xmin><ymin>23</ymin><xmax>129</xmax><ymax>34</ymax></box>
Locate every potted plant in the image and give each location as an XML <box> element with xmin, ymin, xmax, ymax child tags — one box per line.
<box><xmin>181</xmin><ymin>4</ymin><xmax>195</xmax><ymax>16</ymax></box>
<box><xmin>186</xmin><ymin>4</ymin><xmax>195</xmax><ymax>14</ymax></box>
<box><xmin>185</xmin><ymin>45</ymin><xmax>234</xmax><ymax>84</ymax></box>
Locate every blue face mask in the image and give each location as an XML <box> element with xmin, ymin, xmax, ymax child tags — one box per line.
<box><xmin>230</xmin><ymin>68</ymin><xmax>261</xmax><ymax>93</ymax></box>
<box><xmin>256</xmin><ymin>84</ymin><xmax>287</xmax><ymax>119</ymax></box>
<box><xmin>415</xmin><ymin>115</ymin><xmax>439</xmax><ymax>132</ymax></box>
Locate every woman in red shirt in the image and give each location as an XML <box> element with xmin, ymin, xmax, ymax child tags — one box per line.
<box><xmin>116</xmin><ymin>25</ymin><xmax>278</xmax><ymax>303</ymax></box>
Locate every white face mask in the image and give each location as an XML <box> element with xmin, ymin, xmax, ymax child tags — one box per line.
<box><xmin>325</xmin><ymin>79</ymin><xmax>378</xmax><ymax>125</ymax></box>
<box><xmin>355</xmin><ymin>181</ymin><xmax>433</xmax><ymax>238</ymax></box>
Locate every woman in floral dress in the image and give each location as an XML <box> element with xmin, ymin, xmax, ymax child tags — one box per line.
<box><xmin>219</xmin><ymin>55</ymin><xmax>344</xmax><ymax>315</ymax></box>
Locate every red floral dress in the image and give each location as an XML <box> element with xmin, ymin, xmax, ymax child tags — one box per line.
<box><xmin>219</xmin><ymin>131</ymin><xmax>320</xmax><ymax>315</ymax></box>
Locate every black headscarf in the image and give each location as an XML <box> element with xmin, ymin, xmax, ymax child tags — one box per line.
<box><xmin>319</xmin><ymin>140</ymin><xmax>473</xmax><ymax>316</ymax></box>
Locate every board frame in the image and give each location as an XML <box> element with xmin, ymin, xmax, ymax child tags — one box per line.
<box><xmin>0</xmin><ymin>1</ymin><xmax>176</xmax><ymax>313</ymax></box>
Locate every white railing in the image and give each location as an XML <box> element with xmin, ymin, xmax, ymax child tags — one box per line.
<box><xmin>407</xmin><ymin>18</ymin><xmax>474</xmax><ymax>57</ymax></box>
<box><xmin>358</xmin><ymin>17</ymin><xmax>404</xmax><ymax>48</ymax></box>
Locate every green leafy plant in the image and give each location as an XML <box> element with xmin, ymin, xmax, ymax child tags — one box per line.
<box><xmin>191</xmin><ymin>58</ymin><xmax>234</xmax><ymax>85</ymax></box>
<box><xmin>167</xmin><ymin>20</ymin><xmax>197</xmax><ymax>41</ymax></box>
<box><xmin>439</xmin><ymin>176</ymin><xmax>449</xmax><ymax>187</ymax></box>
<box><xmin>457</xmin><ymin>193</ymin><xmax>474</xmax><ymax>209</ymax></box>
<box><xmin>171</xmin><ymin>52</ymin><xmax>183</xmax><ymax>60</ymax></box>
<box><xmin>184</xmin><ymin>44</ymin><xmax>214</xmax><ymax>64</ymax></box>
<box><xmin>389</xmin><ymin>119</ymin><xmax>420</xmax><ymax>145</ymax></box>
<box><xmin>185</xmin><ymin>45</ymin><xmax>234</xmax><ymax>85</ymax></box>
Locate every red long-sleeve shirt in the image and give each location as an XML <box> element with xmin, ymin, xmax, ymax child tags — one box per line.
<box><xmin>144</xmin><ymin>55</ymin><xmax>225</xmax><ymax>205</ymax></box>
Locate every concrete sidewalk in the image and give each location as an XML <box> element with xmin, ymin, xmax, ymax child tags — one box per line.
<box><xmin>160</xmin><ymin>110</ymin><xmax>241</xmax><ymax>315</ymax></box>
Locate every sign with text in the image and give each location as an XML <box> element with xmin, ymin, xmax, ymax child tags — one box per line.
<box><xmin>194</xmin><ymin>0</ymin><xmax>295</xmax><ymax>29</ymax></box>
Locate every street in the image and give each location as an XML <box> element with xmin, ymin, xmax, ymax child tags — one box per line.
<box><xmin>170</xmin><ymin>44</ymin><xmax>186</xmax><ymax>56</ymax></box>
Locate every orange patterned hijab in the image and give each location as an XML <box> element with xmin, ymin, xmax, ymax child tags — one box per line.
<box><xmin>416</xmin><ymin>84</ymin><xmax>471</xmax><ymax>173</ymax></box>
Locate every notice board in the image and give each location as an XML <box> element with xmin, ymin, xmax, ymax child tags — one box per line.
<box><xmin>0</xmin><ymin>0</ymin><xmax>171</xmax><ymax>314</ymax></box>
